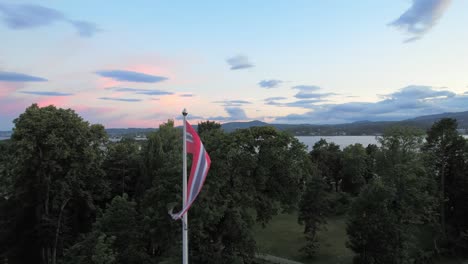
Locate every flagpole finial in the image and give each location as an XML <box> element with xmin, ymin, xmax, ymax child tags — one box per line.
<box><xmin>182</xmin><ymin>108</ymin><xmax>188</xmax><ymax>116</ymax></box>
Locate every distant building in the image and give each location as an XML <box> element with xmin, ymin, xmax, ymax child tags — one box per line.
<box><xmin>109</xmin><ymin>137</ymin><xmax>122</xmax><ymax>142</ymax></box>
<box><xmin>134</xmin><ymin>135</ymin><xmax>147</xmax><ymax>141</ymax></box>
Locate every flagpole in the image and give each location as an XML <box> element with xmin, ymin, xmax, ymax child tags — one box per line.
<box><xmin>182</xmin><ymin>108</ymin><xmax>189</xmax><ymax>264</ymax></box>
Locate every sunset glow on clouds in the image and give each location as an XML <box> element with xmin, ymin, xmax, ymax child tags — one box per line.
<box><xmin>1</xmin><ymin>0</ymin><xmax>468</xmax><ymax>129</ymax></box>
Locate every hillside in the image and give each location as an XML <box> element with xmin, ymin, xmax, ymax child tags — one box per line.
<box><xmin>223</xmin><ymin>111</ymin><xmax>468</xmax><ymax>136</ymax></box>
<box><xmin>2</xmin><ymin>111</ymin><xmax>468</xmax><ymax>138</ymax></box>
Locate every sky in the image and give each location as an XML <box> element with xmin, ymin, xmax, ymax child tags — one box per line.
<box><xmin>1</xmin><ymin>0</ymin><xmax>468</xmax><ymax>129</ymax></box>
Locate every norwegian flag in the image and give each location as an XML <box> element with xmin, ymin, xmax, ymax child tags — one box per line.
<box><xmin>171</xmin><ymin>121</ymin><xmax>211</xmax><ymax>220</ymax></box>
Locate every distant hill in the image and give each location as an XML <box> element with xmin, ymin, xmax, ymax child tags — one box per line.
<box><xmin>219</xmin><ymin>111</ymin><xmax>468</xmax><ymax>136</ymax></box>
<box><xmin>2</xmin><ymin>111</ymin><xmax>468</xmax><ymax>138</ymax></box>
<box><xmin>404</xmin><ymin>111</ymin><xmax>468</xmax><ymax>127</ymax></box>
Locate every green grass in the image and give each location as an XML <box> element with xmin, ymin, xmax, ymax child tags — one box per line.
<box><xmin>254</xmin><ymin>213</ymin><xmax>466</xmax><ymax>264</ymax></box>
<box><xmin>254</xmin><ymin>213</ymin><xmax>353</xmax><ymax>264</ymax></box>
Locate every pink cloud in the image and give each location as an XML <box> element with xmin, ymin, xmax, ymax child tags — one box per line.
<box><xmin>36</xmin><ymin>96</ymin><xmax>70</xmax><ymax>108</ymax></box>
<box><xmin>0</xmin><ymin>82</ymin><xmax>24</xmax><ymax>97</ymax></box>
<box><xmin>95</xmin><ymin>57</ymin><xmax>176</xmax><ymax>89</ymax></box>
<box><xmin>127</xmin><ymin>64</ymin><xmax>174</xmax><ymax>81</ymax></box>
<box><xmin>96</xmin><ymin>77</ymin><xmax>121</xmax><ymax>90</ymax></box>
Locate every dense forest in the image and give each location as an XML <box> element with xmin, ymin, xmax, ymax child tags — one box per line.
<box><xmin>1</xmin><ymin>104</ymin><xmax>468</xmax><ymax>264</ymax></box>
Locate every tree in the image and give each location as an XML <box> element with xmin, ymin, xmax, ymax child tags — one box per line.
<box><xmin>0</xmin><ymin>140</ymin><xmax>14</xmax><ymax>199</ymax></box>
<box><xmin>376</xmin><ymin>126</ymin><xmax>424</xmax><ymax>173</ymax></box>
<box><xmin>423</xmin><ymin>118</ymin><xmax>467</xmax><ymax>253</ymax></box>
<box><xmin>91</xmin><ymin>234</ymin><xmax>116</xmax><ymax>264</ymax></box>
<box><xmin>197</xmin><ymin>120</ymin><xmax>222</xmax><ymax>135</ymax></box>
<box><xmin>103</xmin><ymin>139</ymin><xmax>141</xmax><ymax>198</ymax></box>
<box><xmin>310</xmin><ymin>139</ymin><xmax>343</xmax><ymax>192</ymax></box>
<box><xmin>6</xmin><ymin>104</ymin><xmax>110</xmax><ymax>264</ymax></box>
<box><xmin>187</xmin><ymin>125</ymin><xmax>311</xmax><ymax>263</ymax></box>
<box><xmin>364</xmin><ymin>144</ymin><xmax>379</xmax><ymax>183</ymax></box>
<box><xmin>341</xmin><ymin>144</ymin><xmax>367</xmax><ymax>195</ymax></box>
<box><xmin>298</xmin><ymin>173</ymin><xmax>330</xmax><ymax>256</ymax></box>
<box><xmin>140</xmin><ymin>120</ymin><xmax>182</xmax><ymax>260</ymax></box>
<box><xmin>347</xmin><ymin>126</ymin><xmax>437</xmax><ymax>263</ymax></box>
<box><xmin>63</xmin><ymin>195</ymin><xmax>148</xmax><ymax>264</ymax></box>
<box><xmin>347</xmin><ymin>179</ymin><xmax>400</xmax><ymax>264</ymax></box>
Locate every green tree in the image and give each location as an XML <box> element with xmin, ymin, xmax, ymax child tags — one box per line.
<box><xmin>341</xmin><ymin>143</ymin><xmax>367</xmax><ymax>195</ymax></box>
<box><xmin>0</xmin><ymin>140</ymin><xmax>14</xmax><ymax>198</ymax></box>
<box><xmin>298</xmin><ymin>173</ymin><xmax>330</xmax><ymax>256</ymax></box>
<box><xmin>423</xmin><ymin>118</ymin><xmax>467</xmax><ymax>253</ymax></box>
<box><xmin>91</xmin><ymin>234</ymin><xmax>116</xmax><ymax>264</ymax></box>
<box><xmin>63</xmin><ymin>195</ymin><xmax>149</xmax><ymax>264</ymax></box>
<box><xmin>376</xmin><ymin>126</ymin><xmax>424</xmax><ymax>173</ymax></box>
<box><xmin>6</xmin><ymin>104</ymin><xmax>110</xmax><ymax>264</ymax></box>
<box><xmin>364</xmin><ymin>144</ymin><xmax>379</xmax><ymax>183</ymax></box>
<box><xmin>347</xmin><ymin>126</ymin><xmax>437</xmax><ymax>263</ymax></box>
<box><xmin>140</xmin><ymin>120</ymin><xmax>182</xmax><ymax>260</ymax></box>
<box><xmin>347</xmin><ymin>179</ymin><xmax>400</xmax><ymax>264</ymax></box>
<box><xmin>188</xmin><ymin>125</ymin><xmax>310</xmax><ymax>263</ymax></box>
<box><xmin>103</xmin><ymin>139</ymin><xmax>141</xmax><ymax>198</ymax></box>
<box><xmin>310</xmin><ymin>139</ymin><xmax>343</xmax><ymax>192</ymax></box>
<box><xmin>197</xmin><ymin>120</ymin><xmax>222</xmax><ymax>135</ymax></box>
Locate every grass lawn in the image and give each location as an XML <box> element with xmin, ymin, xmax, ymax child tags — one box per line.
<box><xmin>254</xmin><ymin>213</ymin><xmax>353</xmax><ymax>264</ymax></box>
<box><xmin>253</xmin><ymin>213</ymin><xmax>465</xmax><ymax>264</ymax></box>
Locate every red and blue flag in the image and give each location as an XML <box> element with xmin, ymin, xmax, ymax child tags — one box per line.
<box><xmin>171</xmin><ymin>121</ymin><xmax>211</xmax><ymax>220</ymax></box>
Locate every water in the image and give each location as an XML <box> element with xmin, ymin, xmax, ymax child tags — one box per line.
<box><xmin>0</xmin><ymin>136</ymin><xmax>10</xmax><ymax>141</ymax></box>
<box><xmin>297</xmin><ymin>135</ymin><xmax>468</xmax><ymax>151</ymax></box>
<box><xmin>296</xmin><ymin>136</ymin><xmax>379</xmax><ymax>151</ymax></box>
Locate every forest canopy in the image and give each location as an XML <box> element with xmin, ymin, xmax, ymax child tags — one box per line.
<box><xmin>0</xmin><ymin>104</ymin><xmax>467</xmax><ymax>264</ymax></box>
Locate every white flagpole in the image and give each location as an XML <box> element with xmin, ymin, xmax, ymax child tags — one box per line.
<box><xmin>182</xmin><ymin>108</ymin><xmax>189</xmax><ymax>264</ymax></box>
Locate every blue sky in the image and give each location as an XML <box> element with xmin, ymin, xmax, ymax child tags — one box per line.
<box><xmin>1</xmin><ymin>0</ymin><xmax>467</xmax><ymax>129</ymax></box>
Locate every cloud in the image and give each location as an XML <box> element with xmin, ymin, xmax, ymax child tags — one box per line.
<box><xmin>290</xmin><ymin>85</ymin><xmax>336</xmax><ymax>100</ymax></box>
<box><xmin>295</xmin><ymin>92</ymin><xmax>336</xmax><ymax>99</ymax></box>
<box><xmin>108</xmin><ymin>87</ymin><xmax>171</xmax><ymax>94</ymax></box>
<box><xmin>275</xmin><ymin>85</ymin><xmax>467</xmax><ymax>124</ymax></box>
<box><xmin>266</xmin><ymin>99</ymin><xmax>324</xmax><ymax>108</ymax></box>
<box><xmin>0</xmin><ymin>3</ymin><xmax>100</xmax><ymax>37</ymax></box>
<box><xmin>258</xmin><ymin>79</ymin><xmax>283</xmax><ymax>88</ymax></box>
<box><xmin>0</xmin><ymin>71</ymin><xmax>47</xmax><ymax>82</ymax></box>
<box><xmin>179</xmin><ymin>94</ymin><xmax>194</xmax><ymax>97</ymax></box>
<box><xmin>68</xmin><ymin>20</ymin><xmax>100</xmax><ymax>37</ymax></box>
<box><xmin>208</xmin><ymin>107</ymin><xmax>248</xmax><ymax>121</ymax></box>
<box><xmin>96</xmin><ymin>70</ymin><xmax>168</xmax><ymax>83</ymax></box>
<box><xmin>292</xmin><ymin>85</ymin><xmax>321</xmax><ymax>92</ymax></box>
<box><xmin>20</xmin><ymin>91</ymin><xmax>73</xmax><ymax>96</ymax></box>
<box><xmin>264</xmin><ymin>97</ymin><xmax>287</xmax><ymax>101</ymax></box>
<box><xmin>389</xmin><ymin>0</ymin><xmax>452</xmax><ymax>42</ymax></box>
<box><xmin>284</xmin><ymin>99</ymin><xmax>325</xmax><ymax>108</ymax></box>
<box><xmin>265</xmin><ymin>100</ymin><xmax>283</xmax><ymax>106</ymax></box>
<box><xmin>98</xmin><ymin>97</ymin><xmax>142</xmax><ymax>102</ymax></box>
<box><xmin>225</xmin><ymin>107</ymin><xmax>247</xmax><ymax>119</ymax></box>
<box><xmin>213</xmin><ymin>100</ymin><xmax>251</xmax><ymax>107</ymax></box>
<box><xmin>226</xmin><ymin>55</ymin><xmax>254</xmax><ymax>70</ymax></box>
<box><xmin>384</xmin><ymin>85</ymin><xmax>455</xmax><ymax>99</ymax></box>
<box><xmin>175</xmin><ymin>114</ymin><xmax>205</xmax><ymax>120</ymax></box>
<box><xmin>135</xmin><ymin>90</ymin><xmax>172</xmax><ymax>95</ymax></box>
